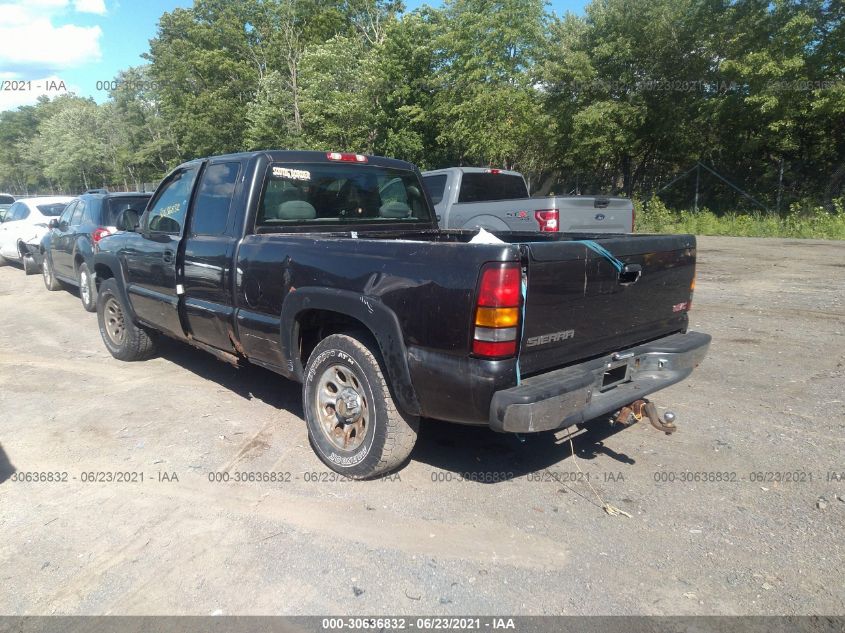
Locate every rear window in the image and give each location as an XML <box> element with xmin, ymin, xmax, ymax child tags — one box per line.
<box><xmin>457</xmin><ymin>173</ymin><xmax>528</xmax><ymax>203</ymax></box>
<box><xmin>36</xmin><ymin>203</ymin><xmax>68</xmax><ymax>216</ymax></box>
<box><xmin>0</xmin><ymin>194</ymin><xmax>14</xmax><ymax>204</ymax></box>
<box><xmin>257</xmin><ymin>163</ymin><xmax>432</xmax><ymax>227</ymax></box>
<box><xmin>105</xmin><ymin>197</ymin><xmax>150</xmax><ymax>225</ymax></box>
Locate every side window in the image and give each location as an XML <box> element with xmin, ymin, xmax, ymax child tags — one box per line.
<box><xmin>59</xmin><ymin>202</ymin><xmax>77</xmax><ymax>225</ymax></box>
<box><xmin>6</xmin><ymin>202</ymin><xmax>24</xmax><ymax>221</ymax></box>
<box><xmin>422</xmin><ymin>175</ymin><xmax>447</xmax><ymax>205</ymax></box>
<box><xmin>190</xmin><ymin>162</ymin><xmax>240</xmax><ymax>236</ymax></box>
<box><xmin>70</xmin><ymin>201</ymin><xmax>85</xmax><ymax>226</ymax></box>
<box><xmin>146</xmin><ymin>168</ymin><xmax>199</xmax><ymax>235</ymax></box>
<box><xmin>16</xmin><ymin>203</ymin><xmax>31</xmax><ymax>221</ymax></box>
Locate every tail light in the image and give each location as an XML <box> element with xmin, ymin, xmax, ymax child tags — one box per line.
<box><xmin>535</xmin><ymin>209</ymin><xmax>559</xmax><ymax>232</ymax></box>
<box><xmin>631</xmin><ymin>205</ymin><xmax>636</xmax><ymax>232</ymax></box>
<box><xmin>472</xmin><ymin>263</ymin><xmax>522</xmax><ymax>359</ymax></box>
<box><xmin>92</xmin><ymin>227</ymin><xmax>111</xmax><ymax>243</ymax></box>
<box><xmin>688</xmin><ymin>275</ymin><xmax>695</xmax><ymax>311</ymax></box>
<box><xmin>327</xmin><ymin>152</ymin><xmax>367</xmax><ymax>163</ymax></box>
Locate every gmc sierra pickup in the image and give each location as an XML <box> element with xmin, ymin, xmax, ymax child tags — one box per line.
<box><xmin>93</xmin><ymin>150</ymin><xmax>710</xmax><ymax>478</ymax></box>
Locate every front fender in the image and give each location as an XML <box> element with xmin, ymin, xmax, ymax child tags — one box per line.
<box><xmin>92</xmin><ymin>252</ymin><xmax>136</xmax><ymax>321</ymax></box>
<box><xmin>280</xmin><ymin>288</ymin><xmax>421</xmax><ymax>416</ymax></box>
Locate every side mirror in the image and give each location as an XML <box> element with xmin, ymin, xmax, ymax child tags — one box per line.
<box><xmin>117</xmin><ymin>209</ymin><xmax>141</xmax><ymax>232</ymax></box>
<box><xmin>49</xmin><ymin>218</ymin><xmax>59</xmax><ymax>229</ymax></box>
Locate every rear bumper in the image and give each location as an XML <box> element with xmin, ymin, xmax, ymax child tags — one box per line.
<box><xmin>489</xmin><ymin>331</ymin><xmax>711</xmax><ymax>433</ymax></box>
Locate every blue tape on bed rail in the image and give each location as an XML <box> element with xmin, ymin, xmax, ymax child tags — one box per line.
<box><xmin>575</xmin><ymin>240</ymin><xmax>625</xmax><ymax>272</ymax></box>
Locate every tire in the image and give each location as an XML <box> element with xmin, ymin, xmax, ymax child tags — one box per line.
<box><xmin>23</xmin><ymin>254</ymin><xmax>39</xmax><ymax>275</ymax></box>
<box><xmin>303</xmin><ymin>333</ymin><xmax>418</xmax><ymax>479</ymax></box>
<box><xmin>77</xmin><ymin>262</ymin><xmax>97</xmax><ymax>312</ymax></box>
<box><xmin>42</xmin><ymin>255</ymin><xmax>61</xmax><ymax>290</ymax></box>
<box><xmin>96</xmin><ymin>278</ymin><xmax>157</xmax><ymax>361</ymax></box>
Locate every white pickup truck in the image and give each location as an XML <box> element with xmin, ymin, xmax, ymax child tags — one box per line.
<box><xmin>422</xmin><ymin>167</ymin><xmax>634</xmax><ymax>233</ymax></box>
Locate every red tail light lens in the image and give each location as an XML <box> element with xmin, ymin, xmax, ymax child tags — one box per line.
<box><xmin>473</xmin><ymin>263</ymin><xmax>522</xmax><ymax>359</ymax></box>
<box><xmin>631</xmin><ymin>204</ymin><xmax>636</xmax><ymax>232</ymax></box>
<box><xmin>472</xmin><ymin>339</ymin><xmax>517</xmax><ymax>358</ymax></box>
<box><xmin>535</xmin><ymin>209</ymin><xmax>559</xmax><ymax>232</ymax></box>
<box><xmin>477</xmin><ymin>264</ymin><xmax>521</xmax><ymax>307</ymax></box>
<box><xmin>327</xmin><ymin>152</ymin><xmax>367</xmax><ymax>163</ymax></box>
<box><xmin>92</xmin><ymin>227</ymin><xmax>111</xmax><ymax>243</ymax></box>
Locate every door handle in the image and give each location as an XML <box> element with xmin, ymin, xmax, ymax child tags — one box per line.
<box><xmin>618</xmin><ymin>263</ymin><xmax>642</xmax><ymax>285</ymax></box>
<box><xmin>163</xmin><ymin>250</ymin><xmax>174</xmax><ymax>263</ymax></box>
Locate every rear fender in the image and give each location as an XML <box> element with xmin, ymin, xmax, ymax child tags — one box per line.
<box><xmin>280</xmin><ymin>288</ymin><xmax>421</xmax><ymax>416</ymax></box>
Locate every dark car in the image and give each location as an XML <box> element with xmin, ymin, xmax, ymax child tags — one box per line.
<box><xmin>41</xmin><ymin>191</ymin><xmax>151</xmax><ymax>311</ymax></box>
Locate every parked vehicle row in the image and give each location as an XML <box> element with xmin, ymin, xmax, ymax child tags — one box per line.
<box><xmin>1</xmin><ymin>152</ymin><xmax>709</xmax><ymax>479</ymax></box>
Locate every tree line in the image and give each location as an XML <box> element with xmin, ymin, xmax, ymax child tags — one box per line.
<box><xmin>0</xmin><ymin>0</ymin><xmax>842</xmax><ymax>214</ymax></box>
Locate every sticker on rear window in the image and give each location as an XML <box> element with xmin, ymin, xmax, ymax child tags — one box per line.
<box><xmin>272</xmin><ymin>166</ymin><xmax>311</xmax><ymax>181</ymax></box>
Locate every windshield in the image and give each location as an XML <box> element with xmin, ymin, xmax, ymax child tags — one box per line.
<box><xmin>36</xmin><ymin>203</ymin><xmax>69</xmax><ymax>216</ymax></box>
<box><xmin>257</xmin><ymin>163</ymin><xmax>432</xmax><ymax>228</ymax></box>
<box><xmin>106</xmin><ymin>196</ymin><xmax>150</xmax><ymax>225</ymax></box>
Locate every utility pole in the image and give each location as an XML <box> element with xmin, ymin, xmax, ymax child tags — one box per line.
<box><xmin>694</xmin><ymin>162</ymin><xmax>700</xmax><ymax>213</ymax></box>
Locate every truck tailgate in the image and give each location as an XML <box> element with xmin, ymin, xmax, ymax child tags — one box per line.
<box><xmin>551</xmin><ymin>196</ymin><xmax>632</xmax><ymax>233</ymax></box>
<box><xmin>518</xmin><ymin>234</ymin><xmax>696</xmax><ymax>377</ymax></box>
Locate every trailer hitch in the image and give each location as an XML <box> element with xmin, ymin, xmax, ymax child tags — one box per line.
<box><xmin>614</xmin><ymin>399</ymin><xmax>677</xmax><ymax>434</ymax></box>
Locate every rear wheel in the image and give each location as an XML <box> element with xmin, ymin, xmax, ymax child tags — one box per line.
<box><xmin>78</xmin><ymin>262</ymin><xmax>96</xmax><ymax>312</ymax></box>
<box><xmin>97</xmin><ymin>279</ymin><xmax>157</xmax><ymax>361</ymax></box>
<box><xmin>23</xmin><ymin>255</ymin><xmax>39</xmax><ymax>275</ymax></box>
<box><xmin>303</xmin><ymin>333</ymin><xmax>418</xmax><ymax>479</ymax></box>
<box><xmin>42</xmin><ymin>255</ymin><xmax>61</xmax><ymax>290</ymax></box>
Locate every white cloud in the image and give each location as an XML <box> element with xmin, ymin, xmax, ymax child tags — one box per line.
<box><xmin>0</xmin><ymin>75</ymin><xmax>78</xmax><ymax>111</ymax></box>
<box><xmin>0</xmin><ymin>1</ymin><xmax>103</xmax><ymax>76</ymax></box>
<box><xmin>74</xmin><ymin>0</ymin><xmax>106</xmax><ymax>15</ymax></box>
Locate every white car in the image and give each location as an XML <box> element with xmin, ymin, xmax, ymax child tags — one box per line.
<box><xmin>0</xmin><ymin>197</ymin><xmax>73</xmax><ymax>271</ymax></box>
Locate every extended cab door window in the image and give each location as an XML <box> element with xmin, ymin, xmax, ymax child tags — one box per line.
<box><xmin>145</xmin><ymin>168</ymin><xmax>199</xmax><ymax>235</ymax></box>
<box><xmin>189</xmin><ymin>162</ymin><xmax>240</xmax><ymax>235</ymax></box>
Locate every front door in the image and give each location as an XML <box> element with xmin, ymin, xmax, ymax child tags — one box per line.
<box><xmin>124</xmin><ymin>166</ymin><xmax>199</xmax><ymax>337</ymax></box>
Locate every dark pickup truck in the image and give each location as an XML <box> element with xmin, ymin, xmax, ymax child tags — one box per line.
<box><xmin>93</xmin><ymin>150</ymin><xmax>710</xmax><ymax>478</ymax></box>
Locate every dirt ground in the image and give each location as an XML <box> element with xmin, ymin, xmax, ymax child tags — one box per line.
<box><xmin>0</xmin><ymin>236</ymin><xmax>843</xmax><ymax>616</ymax></box>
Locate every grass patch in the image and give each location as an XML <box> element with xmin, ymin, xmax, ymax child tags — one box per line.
<box><xmin>636</xmin><ymin>197</ymin><xmax>845</xmax><ymax>239</ymax></box>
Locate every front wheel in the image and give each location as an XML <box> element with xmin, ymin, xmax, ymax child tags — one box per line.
<box><xmin>96</xmin><ymin>279</ymin><xmax>157</xmax><ymax>361</ymax></box>
<box><xmin>303</xmin><ymin>334</ymin><xmax>418</xmax><ymax>479</ymax></box>
<box><xmin>78</xmin><ymin>262</ymin><xmax>96</xmax><ymax>312</ymax></box>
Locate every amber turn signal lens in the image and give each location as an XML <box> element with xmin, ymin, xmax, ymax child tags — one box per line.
<box><xmin>475</xmin><ymin>307</ymin><xmax>519</xmax><ymax>328</ymax></box>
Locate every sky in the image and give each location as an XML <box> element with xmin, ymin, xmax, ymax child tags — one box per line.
<box><xmin>0</xmin><ymin>0</ymin><xmax>587</xmax><ymax>112</ymax></box>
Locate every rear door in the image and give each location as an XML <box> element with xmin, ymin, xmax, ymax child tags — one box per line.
<box><xmin>124</xmin><ymin>165</ymin><xmax>200</xmax><ymax>337</ymax></box>
<box><xmin>518</xmin><ymin>235</ymin><xmax>696</xmax><ymax>377</ymax></box>
<box><xmin>181</xmin><ymin>159</ymin><xmax>243</xmax><ymax>351</ymax></box>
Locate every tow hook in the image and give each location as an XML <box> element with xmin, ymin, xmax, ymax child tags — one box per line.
<box><xmin>614</xmin><ymin>399</ymin><xmax>677</xmax><ymax>434</ymax></box>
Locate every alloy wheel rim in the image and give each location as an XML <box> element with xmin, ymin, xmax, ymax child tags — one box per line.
<box><xmin>80</xmin><ymin>270</ymin><xmax>90</xmax><ymax>304</ymax></box>
<box><xmin>104</xmin><ymin>297</ymin><xmax>126</xmax><ymax>346</ymax></box>
<box><xmin>316</xmin><ymin>364</ymin><xmax>369</xmax><ymax>452</ymax></box>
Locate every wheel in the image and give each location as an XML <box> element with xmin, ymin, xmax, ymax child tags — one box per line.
<box><xmin>303</xmin><ymin>333</ymin><xmax>419</xmax><ymax>479</ymax></box>
<box><xmin>77</xmin><ymin>262</ymin><xmax>96</xmax><ymax>312</ymax></box>
<box><xmin>42</xmin><ymin>255</ymin><xmax>61</xmax><ymax>290</ymax></box>
<box><xmin>96</xmin><ymin>279</ymin><xmax>157</xmax><ymax>361</ymax></box>
<box><xmin>23</xmin><ymin>254</ymin><xmax>39</xmax><ymax>275</ymax></box>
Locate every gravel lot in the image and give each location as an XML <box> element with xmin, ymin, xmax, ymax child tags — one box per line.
<box><xmin>0</xmin><ymin>236</ymin><xmax>843</xmax><ymax>616</ymax></box>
